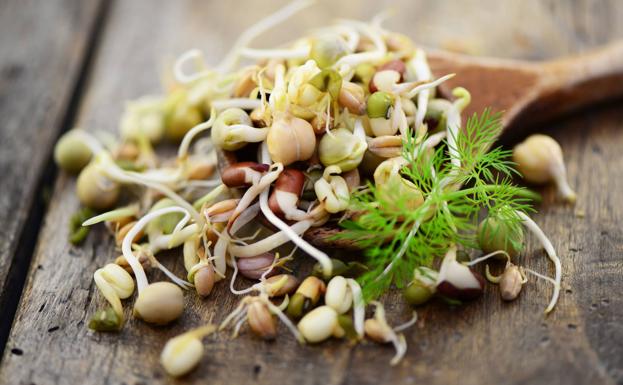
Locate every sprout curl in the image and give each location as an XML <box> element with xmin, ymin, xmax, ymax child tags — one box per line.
<box><xmin>517</xmin><ymin>211</ymin><xmax>561</xmax><ymax>314</ymax></box>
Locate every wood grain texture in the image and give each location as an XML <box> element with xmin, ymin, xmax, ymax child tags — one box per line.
<box><xmin>1</xmin><ymin>1</ymin><xmax>623</xmax><ymax>384</ymax></box>
<box><xmin>0</xmin><ymin>0</ymin><xmax>103</xmax><ymax>348</ymax></box>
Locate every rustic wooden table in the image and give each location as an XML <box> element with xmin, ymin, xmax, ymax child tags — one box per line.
<box><xmin>1</xmin><ymin>1</ymin><xmax>622</xmax><ymax>384</ymax></box>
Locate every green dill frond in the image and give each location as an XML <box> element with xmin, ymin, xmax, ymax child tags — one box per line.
<box><xmin>336</xmin><ymin>109</ymin><xmax>537</xmax><ymax>301</ymax></box>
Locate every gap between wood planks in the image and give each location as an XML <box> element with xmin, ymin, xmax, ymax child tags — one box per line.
<box><xmin>0</xmin><ymin>0</ymin><xmax>112</xmax><ymax>360</ymax></box>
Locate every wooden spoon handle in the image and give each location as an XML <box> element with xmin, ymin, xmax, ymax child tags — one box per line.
<box><xmin>524</xmin><ymin>41</ymin><xmax>623</xmax><ymax>126</ymax></box>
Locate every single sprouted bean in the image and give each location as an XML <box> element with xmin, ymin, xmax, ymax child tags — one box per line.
<box><xmin>314</xmin><ymin>166</ymin><xmax>350</xmax><ymax>214</ymax></box>
<box><xmin>513</xmin><ymin>134</ymin><xmax>576</xmax><ymax>203</ymax></box>
<box><xmin>435</xmin><ymin>245</ymin><xmax>485</xmax><ymax>301</ymax></box>
<box><xmin>54</xmin><ymin>130</ymin><xmax>93</xmax><ymax>174</ymax></box>
<box><xmin>297</xmin><ymin>305</ymin><xmax>341</xmax><ymax>343</ymax></box>
<box><xmin>118</xmin><ymin>206</ymin><xmax>196</xmax><ymax>323</ymax></box>
<box><xmin>325</xmin><ymin>276</ymin><xmax>352</xmax><ymax>314</ymax></box>
<box><xmin>364</xmin><ymin>301</ymin><xmax>416</xmax><ymax>365</ymax></box>
<box><xmin>403</xmin><ymin>267</ymin><xmax>438</xmax><ymax>306</ymax></box>
<box><xmin>93</xmin><ymin>263</ymin><xmax>135</xmax><ymax>325</ymax></box>
<box><xmin>287</xmin><ymin>276</ymin><xmax>326</xmax><ymax>319</ymax></box>
<box><xmin>220</xmin><ymin>292</ymin><xmax>303</xmax><ymax>342</ymax></box>
<box><xmin>161</xmin><ymin>324</ymin><xmax>217</xmax><ymax>377</ymax></box>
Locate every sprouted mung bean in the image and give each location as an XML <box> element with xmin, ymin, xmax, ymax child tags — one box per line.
<box><xmin>51</xmin><ymin>0</ymin><xmax>576</xmax><ymax>376</ymax></box>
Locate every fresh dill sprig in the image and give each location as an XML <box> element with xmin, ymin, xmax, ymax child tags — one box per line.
<box><xmin>336</xmin><ymin>109</ymin><xmax>538</xmax><ymax>300</ymax></box>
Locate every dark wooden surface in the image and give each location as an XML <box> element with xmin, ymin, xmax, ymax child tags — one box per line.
<box><xmin>0</xmin><ymin>1</ymin><xmax>622</xmax><ymax>384</ymax></box>
<box><xmin>0</xmin><ymin>0</ymin><xmax>104</xmax><ymax>350</ymax></box>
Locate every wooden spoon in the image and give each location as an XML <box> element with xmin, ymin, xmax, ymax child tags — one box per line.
<box><xmin>219</xmin><ymin>41</ymin><xmax>623</xmax><ymax>249</ymax></box>
<box><xmin>428</xmin><ymin>41</ymin><xmax>623</xmax><ymax>137</ymax></box>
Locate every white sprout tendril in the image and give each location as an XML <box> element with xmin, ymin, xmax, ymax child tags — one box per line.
<box><xmin>393</xmin><ymin>311</ymin><xmax>418</xmax><ymax>333</ymax></box>
<box><xmin>524</xmin><ymin>267</ymin><xmax>559</xmax><ymax>286</ymax></box>
<box><xmin>465</xmin><ymin>250</ymin><xmax>511</xmax><ymax>267</ymax></box>
<box><xmin>370</xmin><ymin>8</ymin><xmax>395</xmax><ymax>28</ymax></box>
<box><xmin>217</xmin><ymin>0</ymin><xmax>314</xmax><ymax>73</ymax></box>
<box><xmin>259</xmin><ymin>142</ymin><xmax>333</xmax><ymax>276</ymax></box>
<box><xmin>265</xmin><ymin>299</ymin><xmax>305</xmax><ymax>343</ymax></box>
<box><xmin>240</xmin><ymin>46</ymin><xmax>310</xmax><ymax>60</ymax></box>
<box><xmin>211</xmin><ymin>98</ymin><xmax>263</xmax><ymax>111</ymax></box>
<box><xmin>82</xmin><ymin>204</ymin><xmax>139</xmax><ymax>227</ymax></box>
<box><xmin>229</xmin><ymin>256</ymin><xmax>258</xmax><ymax>296</ymax></box>
<box><xmin>411</xmin><ymin>49</ymin><xmax>433</xmax><ymax>133</ymax></box>
<box><xmin>73</xmin><ymin>131</ymin><xmax>201</xmax><ymax>223</ymax></box>
<box><xmin>401</xmin><ymin>73</ymin><xmax>456</xmax><ymax>102</ymax></box>
<box><xmin>346</xmin><ymin>278</ymin><xmax>365</xmax><ymax>338</ymax></box>
<box><xmin>151</xmin><ymin>259</ymin><xmax>194</xmax><ymax>290</ymax></box>
<box><xmin>229</xmin><ymin>220</ymin><xmax>312</xmax><ymax>257</ymax></box>
<box><xmin>178</xmin><ymin>111</ymin><xmax>216</xmax><ymax>160</ymax></box>
<box><xmin>517</xmin><ymin>211</ymin><xmax>561</xmax><ymax>314</ymax></box>
<box><xmin>174</xmin><ymin>49</ymin><xmax>213</xmax><ymax>84</ymax></box>
<box><xmin>122</xmin><ymin>206</ymin><xmax>190</xmax><ymax>293</ymax></box>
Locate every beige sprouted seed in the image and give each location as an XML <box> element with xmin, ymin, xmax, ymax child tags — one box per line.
<box><xmin>287</xmin><ymin>276</ymin><xmax>326</xmax><ymax>319</ymax></box>
<box><xmin>76</xmin><ymin>162</ymin><xmax>120</xmax><ymax>210</ymax></box>
<box><xmin>338</xmin><ymin>81</ymin><xmax>366</xmax><ymax>115</ymax></box>
<box><xmin>114</xmin><ymin>141</ymin><xmax>140</xmax><ymax>161</ymax></box>
<box><xmin>325</xmin><ymin>276</ymin><xmax>353</xmax><ymax>314</ymax></box>
<box><xmin>367</xmin><ymin>135</ymin><xmax>402</xmax><ymax>158</ymax></box>
<box><xmin>403</xmin><ymin>267</ymin><xmax>438</xmax><ymax>306</ymax></box>
<box><xmin>364</xmin><ymin>301</ymin><xmax>415</xmax><ymax>365</ymax></box>
<box><xmin>115</xmin><ymin>252</ymin><xmax>151</xmax><ymax>275</ymax></box>
<box><xmin>220</xmin><ymin>294</ymin><xmax>303</xmax><ymax>342</ymax></box>
<box><xmin>374</xmin><ymin>159</ymin><xmax>424</xmax><ymax>213</ymax></box>
<box><xmin>134</xmin><ymin>282</ymin><xmax>184</xmax><ymax>325</ymax></box>
<box><xmin>115</xmin><ymin>221</ymin><xmax>144</xmax><ymax>246</ymax></box>
<box><xmin>297</xmin><ymin>305</ymin><xmax>341</xmax><ymax>343</ymax></box>
<box><xmin>212</xmin><ymin>108</ymin><xmax>266</xmax><ymax>151</ymax></box>
<box><xmin>161</xmin><ymin>324</ymin><xmax>216</xmax><ymax>377</ymax></box>
<box><xmin>193</xmin><ymin>264</ymin><xmax>216</xmax><ymax>297</ymax></box>
<box><xmin>263</xmin><ymin>274</ymin><xmax>299</xmax><ymax>297</ymax></box>
<box><xmin>513</xmin><ymin>134</ymin><xmax>576</xmax><ymax>203</ymax></box>
<box><xmin>247</xmin><ymin>300</ymin><xmax>277</xmax><ymax>340</ymax></box>
<box><xmin>314</xmin><ymin>166</ymin><xmax>350</xmax><ymax>213</ymax></box>
<box><xmin>370</xmin><ymin>70</ymin><xmax>401</xmax><ymax>93</ymax></box>
<box><xmin>266</xmin><ymin>114</ymin><xmax>316</xmax><ymax>165</ymax></box>
<box><xmin>54</xmin><ymin>130</ymin><xmax>92</xmax><ymax>174</ymax></box>
<box><xmin>93</xmin><ymin>263</ymin><xmax>135</xmax><ymax>320</ymax></box>
<box><xmin>318</xmin><ymin>128</ymin><xmax>367</xmax><ymax>171</ymax></box>
<box><xmin>498</xmin><ymin>263</ymin><xmax>526</xmax><ymax>301</ymax></box>
<box><xmin>477</xmin><ymin>215</ymin><xmax>524</xmax><ymax>258</ymax></box>
<box><xmin>233</xmin><ymin>66</ymin><xmax>259</xmax><ymax>98</ymax></box>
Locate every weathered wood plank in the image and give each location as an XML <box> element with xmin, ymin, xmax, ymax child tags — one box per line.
<box><xmin>0</xmin><ymin>0</ymin><xmax>104</xmax><ymax>352</ymax></box>
<box><xmin>2</xmin><ymin>1</ymin><xmax>623</xmax><ymax>384</ymax></box>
